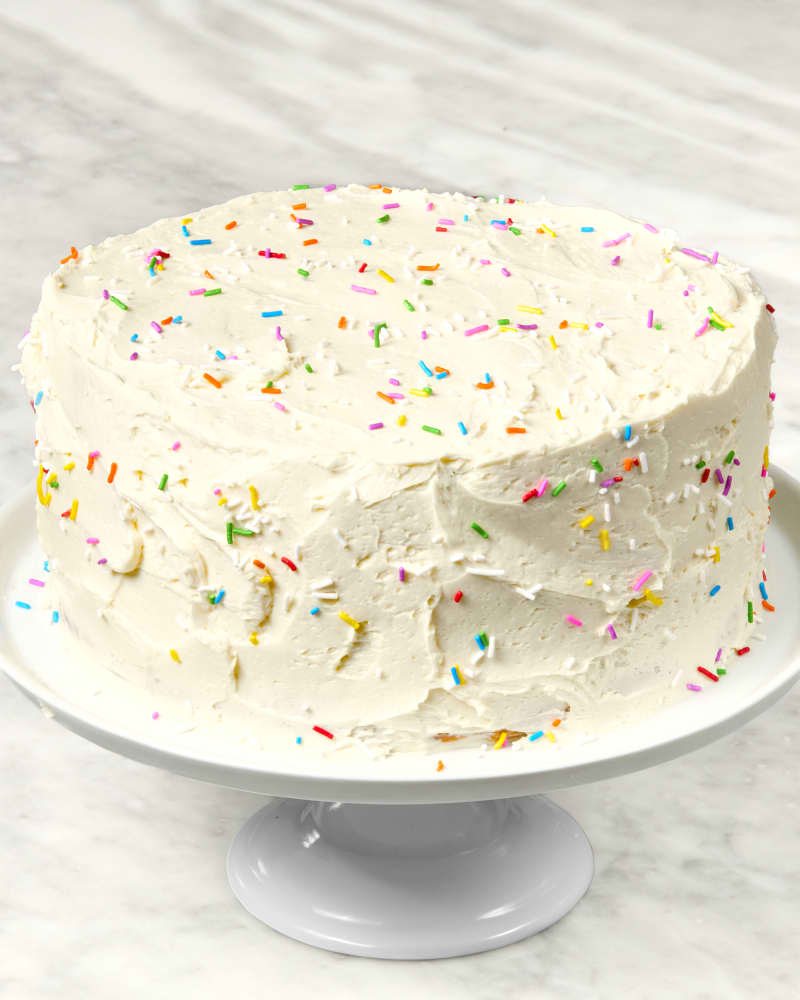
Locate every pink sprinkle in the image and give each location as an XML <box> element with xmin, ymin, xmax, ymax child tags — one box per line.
<box><xmin>534</xmin><ymin>478</ymin><xmax>549</xmax><ymax>497</ymax></box>
<box><xmin>632</xmin><ymin>570</ymin><xmax>652</xmax><ymax>591</ymax></box>
<box><xmin>761</xmin><ymin>465</ymin><xmax>767</xmax><ymax>478</ymax></box>
<box><xmin>28</xmin><ymin>578</ymin><xmax>45</xmax><ymax>587</ymax></box>
<box><xmin>518</xmin><ymin>323</ymin><xmax>538</xmax><ymax>330</ymax></box>
<box><xmin>274</xmin><ymin>401</ymin><xmax>286</xmax><ymax>412</ymax></box>
<box><xmin>711</xmin><ymin>251</ymin><xmax>719</xmax><ymax>265</ymax></box>
<box><xmin>388</xmin><ymin>378</ymin><xmax>400</xmax><ymax>386</ymax></box>
<box><xmin>722</xmin><ymin>475</ymin><xmax>732</xmax><ymax>497</ymax></box>
<box><xmin>426</xmin><ymin>202</ymin><xmax>434</xmax><ymax>211</ymax></box>
<box><xmin>491</xmin><ymin>221</ymin><xmax>508</xmax><ymax>230</ymax></box>
<box><xmin>607</xmin><ymin>624</ymin><xmax>618</xmax><ymax>639</ymax></box>
<box><xmin>479</xmin><ymin>258</ymin><xmax>491</xmax><ymax>266</ymax></box>
<box><xmin>97</xmin><ymin>558</ymin><xmax>107</xmax><ymax>565</ymax></box>
<box><xmin>611</xmin><ymin>255</ymin><xmax>621</xmax><ymax>266</ymax></box>
<box><xmin>565</xmin><ymin>615</ymin><xmax>583</xmax><ymax>627</ymax></box>
<box><xmin>643</xmin><ymin>223</ymin><xmax>659</xmax><ymax>233</ymax></box>
<box><xmin>129</xmin><ymin>352</ymin><xmax>138</xmax><ymax>360</ymax></box>
<box><xmin>189</xmin><ymin>288</ymin><xmax>206</xmax><ymax>296</ymax></box>
<box><xmin>647</xmin><ymin>309</ymin><xmax>654</xmax><ymax>329</ymax></box>
<box><xmin>420</xmin><ymin>330</ymin><xmax>428</xmax><ymax>340</ymax></box>
<box><xmin>89</xmin><ymin>450</ymin><xmax>100</xmax><ymax>459</ymax></box>
<box><xmin>500</xmin><ymin>268</ymin><xmax>511</xmax><ymax>277</ymax></box>
<box><xmin>602</xmin><ymin>233</ymin><xmax>631</xmax><ymax>247</ymax></box>
<box><xmin>86</xmin><ymin>538</ymin><xmax>100</xmax><ymax>545</ymax></box>
<box><xmin>383</xmin><ymin>202</ymin><xmax>400</xmax><ymax>209</ymax></box>
<box><xmin>595</xmin><ymin>322</ymin><xmax>604</xmax><ymax>328</ymax></box>
<box><xmin>172</xmin><ymin>441</ymin><xmax>181</xmax><ymax>451</ymax></box>
<box><xmin>151</xmin><ymin>321</ymin><xmax>163</xmax><ymax>333</ymax></box>
<box><xmin>770</xmin><ymin>392</ymin><xmax>776</xmax><ymax>400</ymax></box>
<box><xmin>369</xmin><ymin>422</ymin><xmax>384</xmax><ymax>430</ymax></box>
<box><xmin>324</xmin><ymin>183</ymin><xmax>337</xmax><ymax>192</ymax></box>
<box><xmin>695</xmin><ymin>317</ymin><xmax>710</xmax><ymax>337</ymax></box>
<box><xmin>102</xmin><ymin>289</ymin><xmax>110</xmax><ymax>300</ymax></box>
<box><xmin>465</xmin><ymin>324</ymin><xmax>490</xmax><ymax>337</ymax></box>
<box><xmin>680</xmin><ymin>248</ymin><xmax>712</xmax><ymax>263</ymax></box>
<box><xmin>276</xmin><ymin>327</ymin><xmax>284</xmax><ymax>341</ymax></box>
<box><xmin>686</xmin><ymin>683</ymin><xmax>702</xmax><ymax>692</ymax></box>
<box><xmin>214</xmin><ymin>488</ymin><xmax>222</xmax><ymax>495</ymax></box>
<box><xmin>152</xmin><ymin>711</ymin><xmax>160</xmax><ymax>720</ymax></box>
<box><xmin>386</xmin><ymin>392</ymin><xmax>404</xmax><ymax>399</ymax></box>
<box><xmin>351</xmin><ymin>284</ymin><xmax>377</xmax><ymax>294</ymax></box>
<box><xmin>715</xmin><ymin>648</ymin><xmax>722</xmax><ymax>663</ymax></box>
<box><xmin>398</xmin><ymin>566</ymin><xmax>406</xmax><ymax>582</ymax></box>
<box><xmin>438</xmin><ymin>218</ymin><xmax>455</xmax><ymax>226</ymax></box>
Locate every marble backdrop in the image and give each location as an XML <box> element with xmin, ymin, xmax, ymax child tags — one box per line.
<box><xmin>1</xmin><ymin>1</ymin><xmax>798</xmax><ymax>996</ymax></box>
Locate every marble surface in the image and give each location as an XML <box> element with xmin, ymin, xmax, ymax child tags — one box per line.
<box><xmin>1</xmin><ymin>0</ymin><xmax>799</xmax><ymax>995</ymax></box>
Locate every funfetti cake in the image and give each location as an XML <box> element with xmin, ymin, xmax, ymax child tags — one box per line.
<box><xmin>19</xmin><ymin>184</ymin><xmax>776</xmax><ymax>756</ymax></box>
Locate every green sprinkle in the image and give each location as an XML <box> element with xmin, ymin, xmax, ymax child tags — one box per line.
<box><xmin>747</xmin><ymin>600</ymin><xmax>754</xmax><ymax>623</ymax></box>
<box><xmin>423</xmin><ymin>386</ymin><xmax>432</xmax><ymax>396</ymax></box>
<box><xmin>591</xmin><ymin>459</ymin><xmax>604</xmax><ymax>472</ymax></box>
<box><xmin>292</xmin><ymin>184</ymin><xmax>310</xmax><ymax>190</ymax></box>
<box><xmin>403</xmin><ymin>299</ymin><xmax>415</xmax><ymax>312</ymax></box>
<box><xmin>266</xmin><ymin>381</ymin><xmax>273</xmax><ymax>388</ymax></box>
<box><xmin>204</xmin><ymin>288</ymin><xmax>222</xmax><ymax>297</ymax></box>
<box><xmin>509</xmin><ymin>226</ymin><xmax>521</xmax><ymax>235</ymax></box>
<box><xmin>374</xmin><ymin>322</ymin><xmax>387</xmax><ymax>334</ymax></box>
<box><xmin>108</xmin><ymin>295</ymin><xmax>128</xmax><ymax>310</ymax></box>
<box><xmin>232</xmin><ymin>527</ymin><xmax>255</xmax><ymax>537</ymax></box>
<box><xmin>696</xmin><ymin>460</ymin><xmax>706</xmax><ymax>469</ymax></box>
<box><xmin>376</xmin><ymin>214</ymin><xmax>390</xmax><ymax>223</ymax></box>
<box><xmin>226</xmin><ymin>521</ymin><xmax>233</xmax><ymax>545</ymax></box>
<box><xmin>654</xmin><ymin>323</ymin><xmax>662</xmax><ymax>330</ymax></box>
<box><xmin>717</xmin><ymin>668</ymin><xmax>727</xmax><ymax>676</ymax></box>
<box><xmin>297</xmin><ymin>268</ymin><xmax>309</xmax><ymax>278</ymax></box>
<box><xmin>305</xmin><ymin>363</ymin><xmax>313</xmax><ymax>373</ymax></box>
<box><xmin>158</xmin><ymin>474</ymin><xmax>168</xmax><ymax>491</ymax></box>
<box><xmin>374</xmin><ymin>327</ymin><xmax>380</xmax><ymax>348</ymax></box>
<box><xmin>709</xmin><ymin>319</ymin><xmax>725</xmax><ymax>331</ymax></box>
<box><xmin>471</xmin><ymin>522</ymin><xmax>489</xmax><ymax>539</ymax></box>
<box><xmin>421</xmin><ymin>278</ymin><xmax>433</xmax><ymax>285</ymax></box>
<box><xmin>497</xmin><ymin>318</ymin><xmax>510</xmax><ymax>326</ymax></box>
<box><xmin>724</xmin><ymin>450</ymin><xmax>735</xmax><ymax>464</ymax></box>
<box><xmin>479</xmin><ymin>631</ymin><xmax>489</xmax><ymax>646</ymax></box>
<box><xmin>552</xmin><ymin>481</ymin><xmax>567</xmax><ymax>496</ymax></box>
<box><xmin>422</xmin><ymin>425</ymin><xmax>442</xmax><ymax>435</ymax></box>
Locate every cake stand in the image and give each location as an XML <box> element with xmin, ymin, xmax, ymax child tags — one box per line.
<box><xmin>2</xmin><ymin>470</ymin><xmax>799</xmax><ymax>960</ymax></box>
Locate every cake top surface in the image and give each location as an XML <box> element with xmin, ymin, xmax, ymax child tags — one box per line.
<box><xmin>40</xmin><ymin>184</ymin><xmax>765</xmax><ymax>467</ymax></box>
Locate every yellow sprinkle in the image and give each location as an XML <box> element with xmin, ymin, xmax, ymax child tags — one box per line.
<box><xmin>452</xmin><ymin>664</ymin><xmax>465</xmax><ymax>685</ymax></box>
<box><xmin>541</xmin><ymin>224</ymin><xmax>557</xmax><ymax>238</ymax></box>
<box><xmin>569</xmin><ymin>322</ymin><xmax>589</xmax><ymax>330</ymax></box>
<box><xmin>709</xmin><ymin>308</ymin><xmax>733</xmax><ymax>329</ymax></box>
<box><xmin>644</xmin><ymin>589</ymin><xmax>663</xmax><ymax>606</ymax></box>
<box><xmin>339</xmin><ymin>611</ymin><xmax>362</xmax><ymax>630</ymax></box>
<box><xmin>555</xmin><ymin>407</ymin><xmax>564</xmax><ymax>420</ymax></box>
<box><xmin>48</xmin><ymin>473</ymin><xmax>58</xmax><ymax>487</ymax></box>
<box><xmin>410</xmin><ymin>388</ymin><xmax>430</xmax><ymax>397</ymax></box>
<box><xmin>249</xmin><ymin>485</ymin><xmax>260</xmax><ymax>510</ymax></box>
<box><xmin>585</xmin><ymin>579</ymin><xmax>593</xmax><ymax>586</ymax></box>
<box><xmin>599</xmin><ymin>529</ymin><xmax>610</xmax><ymax>550</ymax></box>
<box><xmin>549</xmin><ymin>335</ymin><xmax>558</xmax><ymax>350</ymax></box>
<box><xmin>545</xmin><ymin>731</ymin><xmax>556</xmax><ymax>742</ymax></box>
<box><xmin>69</xmin><ymin>499</ymin><xmax>78</xmax><ymax>521</ymax></box>
<box><xmin>182</xmin><ymin>217</ymin><xmax>193</xmax><ymax>223</ymax></box>
<box><xmin>36</xmin><ymin>465</ymin><xmax>52</xmax><ymax>507</ymax></box>
<box><xmin>170</xmin><ymin>649</ymin><xmax>181</xmax><ymax>662</ymax></box>
<box><xmin>713</xmin><ymin>546</ymin><xmax>720</xmax><ymax>563</ymax></box>
<box><xmin>517</xmin><ymin>305</ymin><xmax>543</xmax><ymax>314</ymax></box>
<box><xmin>397</xmin><ymin>414</ymin><xmax>407</xmax><ymax>426</ymax></box>
<box><xmin>249</xmin><ymin>632</ymin><xmax>259</xmax><ymax>645</ymax></box>
<box><xmin>259</xmin><ymin>574</ymin><xmax>272</xmax><ymax>585</ymax></box>
<box><xmin>763</xmin><ymin>445</ymin><xmax>769</xmax><ymax>469</ymax></box>
<box><xmin>63</xmin><ymin>461</ymin><xmax>75</xmax><ymax>471</ymax></box>
<box><xmin>217</xmin><ymin>496</ymin><xmax>228</xmax><ymax>506</ymax></box>
<box><xmin>579</xmin><ymin>515</ymin><xmax>595</xmax><ymax>529</ymax></box>
<box><xmin>377</xmin><ymin>269</ymin><xmax>395</xmax><ymax>283</ymax></box>
<box><xmin>493</xmin><ymin>731</ymin><xmax>508</xmax><ymax>750</ymax></box>
<box><xmin>232</xmin><ymin>662</ymin><xmax>240</xmax><ymax>688</ymax></box>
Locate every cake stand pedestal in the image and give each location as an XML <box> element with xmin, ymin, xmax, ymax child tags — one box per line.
<box><xmin>2</xmin><ymin>469</ymin><xmax>799</xmax><ymax>959</ymax></box>
<box><xmin>226</xmin><ymin>796</ymin><xmax>592</xmax><ymax>958</ymax></box>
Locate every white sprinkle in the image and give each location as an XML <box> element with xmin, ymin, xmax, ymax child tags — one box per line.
<box><xmin>487</xmin><ymin>636</ymin><xmax>496</xmax><ymax>658</ymax></box>
<box><xmin>466</xmin><ymin>567</ymin><xmax>505</xmax><ymax>577</ymax></box>
<box><xmin>639</xmin><ymin>452</ymin><xmax>648</xmax><ymax>473</ymax></box>
<box><xmin>603</xmin><ymin>503</ymin><xmax>611</xmax><ymax>522</ymax></box>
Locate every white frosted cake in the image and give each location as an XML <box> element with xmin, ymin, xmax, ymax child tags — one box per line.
<box><xmin>19</xmin><ymin>184</ymin><xmax>776</xmax><ymax>755</ymax></box>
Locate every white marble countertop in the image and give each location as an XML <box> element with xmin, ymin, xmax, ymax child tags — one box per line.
<box><xmin>1</xmin><ymin>1</ymin><xmax>799</xmax><ymax>995</ymax></box>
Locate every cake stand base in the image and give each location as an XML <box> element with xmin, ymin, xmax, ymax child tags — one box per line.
<box><xmin>227</xmin><ymin>795</ymin><xmax>593</xmax><ymax>959</ymax></box>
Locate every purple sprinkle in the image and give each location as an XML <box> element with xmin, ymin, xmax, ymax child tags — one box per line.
<box><xmin>296</xmin><ymin>218</ymin><xmax>313</xmax><ymax>226</ymax></box>
<box><xmin>130</xmin><ymin>352</ymin><xmax>139</xmax><ymax>360</ymax></box>
<box><xmin>643</xmin><ymin>223</ymin><xmax>659</xmax><ymax>233</ymax></box>
<box><xmin>28</xmin><ymin>578</ymin><xmax>45</xmax><ymax>587</ymax></box>
<box><xmin>369</xmin><ymin>422</ymin><xmax>384</xmax><ymax>430</ymax></box>
<box><xmin>715</xmin><ymin>648</ymin><xmax>722</xmax><ymax>663</ymax></box>
<box><xmin>611</xmin><ymin>255</ymin><xmax>621</xmax><ymax>266</ymax></box>
<box><xmin>398</xmin><ymin>567</ymin><xmax>406</xmax><ymax>582</ymax></box>
<box><xmin>383</xmin><ymin>202</ymin><xmax>400</xmax><ymax>209</ymax></box>
<box><xmin>86</xmin><ymin>538</ymin><xmax>100</xmax><ymax>545</ymax></box>
<box><xmin>680</xmin><ymin>248</ymin><xmax>712</xmax><ymax>263</ymax></box>
<box><xmin>715</xmin><ymin>468</ymin><xmax>724</xmax><ymax>484</ymax></box>
<box><xmin>607</xmin><ymin>624</ymin><xmax>618</xmax><ymax>639</ymax></box>
<box><xmin>388</xmin><ymin>378</ymin><xmax>400</xmax><ymax>386</ymax></box>
<box><xmin>600</xmin><ymin>478</ymin><xmax>615</xmax><ymax>488</ymax></box>
<box><xmin>647</xmin><ymin>309</ymin><xmax>654</xmax><ymax>329</ymax></box>
<box><xmin>103</xmin><ymin>289</ymin><xmax>110</xmax><ymax>300</ymax></box>
<box><xmin>324</xmin><ymin>183</ymin><xmax>337</xmax><ymax>192</ymax></box>
<box><xmin>686</xmin><ymin>683</ymin><xmax>702</xmax><ymax>692</ymax></box>
<box><xmin>421</xmin><ymin>330</ymin><xmax>428</xmax><ymax>340</ymax></box>
<box><xmin>276</xmin><ymin>326</ymin><xmax>283</xmax><ymax>341</ymax></box>
<box><xmin>500</xmin><ymin>268</ymin><xmax>511</xmax><ymax>277</ymax></box>
<box><xmin>733</xmin><ymin>457</ymin><xmax>740</xmax><ymax>466</ymax></box>
<box><xmin>151</xmin><ymin>321</ymin><xmax>163</xmax><ymax>333</ymax></box>
<box><xmin>465</xmin><ymin>324</ymin><xmax>490</xmax><ymax>337</ymax></box>
<box><xmin>602</xmin><ymin>233</ymin><xmax>631</xmax><ymax>247</ymax></box>
<box><xmin>97</xmin><ymin>558</ymin><xmax>108</xmax><ymax>565</ymax></box>
<box><xmin>722</xmin><ymin>475</ymin><xmax>732</xmax><ymax>497</ymax></box>
<box><xmin>517</xmin><ymin>323</ymin><xmax>538</xmax><ymax>330</ymax></box>
<box><xmin>189</xmin><ymin>288</ymin><xmax>206</xmax><ymax>296</ymax></box>
<box><xmin>351</xmin><ymin>284</ymin><xmax>377</xmax><ymax>294</ymax></box>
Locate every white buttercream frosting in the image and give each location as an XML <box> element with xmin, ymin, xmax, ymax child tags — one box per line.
<box><xmin>20</xmin><ymin>184</ymin><xmax>776</xmax><ymax>755</ymax></box>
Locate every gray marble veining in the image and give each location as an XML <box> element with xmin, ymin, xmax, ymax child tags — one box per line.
<box><xmin>1</xmin><ymin>1</ymin><xmax>798</xmax><ymax>996</ymax></box>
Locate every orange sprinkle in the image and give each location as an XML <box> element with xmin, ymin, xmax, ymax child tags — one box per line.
<box><xmin>762</xmin><ymin>600</ymin><xmax>775</xmax><ymax>611</ymax></box>
<box><xmin>376</xmin><ymin>391</ymin><xmax>396</xmax><ymax>404</ymax></box>
<box><xmin>204</xmin><ymin>269</ymin><xmax>215</xmax><ymax>280</ymax></box>
<box><xmin>416</xmin><ymin>264</ymin><xmax>440</xmax><ymax>271</ymax></box>
<box><xmin>338</xmin><ymin>316</ymin><xmax>347</xmax><ymax>329</ymax></box>
<box><xmin>203</xmin><ymin>373</ymin><xmax>222</xmax><ymax>388</ymax></box>
<box><xmin>87</xmin><ymin>453</ymin><xmax>96</xmax><ymax>471</ymax></box>
<box><xmin>559</xmin><ymin>320</ymin><xmax>568</xmax><ymax>329</ymax></box>
<box><xmin>476</xmin><ymin>381</ymin><xmax>495</xmax><ymax>390</ymax></box>
<box><xmin>434</xmin><ymin>366</ymin><xmax>450</xmax><ymax>375</ymax></box>
<box><xmin>292</xmin><ymin>202</ymin><xmax>307</xmax><ymax>210</ymax></box>
<box><xmin>436</xmin><ymin>760</ymin><xmax>444</xmax><ymax>772</ymax></box>
<box><xmin>253</xmin><ymin>559</ymin><xmax>266</xmax><ymax>569</ymax></box>
<box><xmin>623</xmin><ymin>458</ymin><xmax>634</xmax><ymax>472</ymax></box>
<box><xmin>382</xmin><ymin>187</ymin><xmax>392</xmax><ymax>193</ymax></box>
<box><xmin>60</xmin><ymin>246</ymin><xmax>78</xmax><ymax>264</ymax></box>
<box><xmin>303</xmin><ymin>238</ymin><xmax>318</xmax><ymax>246</ymax></box>
<box><xmin>225</xmin><ymin>220</ymin><xmax>237</xmax><ymax>230</ymax></box>
<box><xmin>506</xmin><ymin>427</ymin><xmax>526</xmax><ymax>434</ymax></box>
<box><xmin>261</xmin><ymin>386</ymin><xmax>282</xmax><ymax>394</ymax></box>
<box><xmin>368</xmin><ymin>183</ymin><xmax>382</xmax><ymax>189</ymax></box>
<box><xmin>769</xmin><ymin>488</ymin><xmax>776</xmax><ymax>499</ymax></box>
<box><xmin>161</xmin><ymin>316</ymin><xmax>173</xmax><ymax>325</ymax></box>
<box><xmin>552</xmin><ymin>718</ymin><xmax>562</xmax><ymax>727</ymax></box>
<box><xmin>107</xmin><ymin>462</ymin><xmax>118</xmax><ymax>484</ymax></box>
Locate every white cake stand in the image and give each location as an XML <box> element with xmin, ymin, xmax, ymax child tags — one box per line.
<box><xmin>2</xmin><ymin>470</ymin><xmax>799</xmax><ymax>959</ymax></box>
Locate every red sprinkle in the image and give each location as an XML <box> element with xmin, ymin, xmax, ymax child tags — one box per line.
<box><xmin>701</xmin><ymin>468</ymin><xmax>711</xmax><ymax>483</ymax></box>
<box><xmin>735</xmin><ymin>647</ymin><xmax>750</xmax><ymax>656</ymax></box>
<box><xmin>281</xmin><ymin>556</ymin><xmax>298</xmax><ymax>572</ymax></box>
<box><xmin>435</xmin><ymin>226</ymin><xmax>448</xmax><ymax>232</ymax></box>
<box><xmin>358</xmin><ymin>262</ymin><xmax>367</xmax><ymax>273</ymax></box>
<box><xmin>522</xmin><ymin>489</ymin><xmax>537</xmax><ymax>503</ymax></box>
<box><xmin>313</xmin><ymin>725</ymin><xmax>334</xmax><ymax>739</ymax></box>
<box><xmin>697</xmin><ymin>666</ymin><xmax>719</xmax><ymax>682</ymax></box>
<box><xmin>766</xmin><ymin>304</ymin><xmax>775</xmax><ymax>313</ymax></box>
<box><xmin>453</xmin><ymin>590</ymin><xmax>463</xmax><ymax>603</ymax></box>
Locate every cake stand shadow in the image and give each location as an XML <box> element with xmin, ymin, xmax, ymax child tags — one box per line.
<box><xmin>2</xmin><ymin>470</ymin><xmax>799</xmax><ymax>959</ymax></box>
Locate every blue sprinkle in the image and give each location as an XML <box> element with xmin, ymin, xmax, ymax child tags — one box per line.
<box><xmin>52</xmin><ymin>610</ymin><xmax>59</xmax><ymax>623</ymax></box>
<box><xmin>190</xmin><ymin>238</ymin><xmax>212</xmax><ymax>246</ymax></box>
<box><xmin>463</xmin><ymin>214</ymin><xmax>469</xmax><ymax>222</ymax></box>
<box><xmin>15</xmin><ymin>601</ymin><xmax>31</xmax><ymax>610</ymax></box>
<box><xmin>450</xmin><ymin>666</ymin><xmax>461</xmax><ymax>685</ymax></box>
<box><xmin>310</xmin><ymin>607</ymin><xmax>320</xmax><ymax>615</ymax></box>
<box><xmin>296</xmin><ymin>736</ymin><xmax>302</xmax><ymax>744</ymax></box>
<box><xmin>215</xmin><ymin>350</ymin><xmax>226</xmax><ymax>360</ymax></box>
<box><xmin>580</xmin><ymin>226</ymin><xmax>595</xmax><ymax>232</ymax></box>
<box><xmin>34</xmin><ymin>390</ymin><xmax>44</xmax><ymax>406</ymax></box>
<box><xmin>362</xmin><ymin>238</ymin><xmax>372</xmax><ymax>246</ymax></box>
<box><xmin>130</xmin><ymin>333</ymin><xmax>139</xmax><ymax>342</ymax></box>
<box><xmin>726</xmin><ymin>516</ymin><xmax>734</xmax><ymax>531</ymax></box>
<box><xmin>435</xmin><ymin>371</ymin><xmax>448</xmax><ymax>379</ymax></box>
<box><xmin>624</xmin><ymin>424</ymin><xmax>632</xmax><ymax>441</ymax></box>
<box><xmin>710</xmin><ymin>585</ymin><xmax>721</xmax><ymax>597</ymax></box>
<box><xmin>490</xmin><ymin>219</ymin><xmax>505</xmax><ymax>224</ymax></box>
<box><xmin>181</xmin><ymin>225</ymin><xmax>189</xmax><ymax>237</ymax></box>
<box><xmin>484</xmin><ymin>372</ymin><xmax>491</xmax><ymax>383</ymax></box>
<box><xmin>419</xmin><ymin>360</ymin><xmax>433</xmax><ymax>377</ymax></box>
<box><xmin>759</xmin><ymin>582</ymin><xmax>768</xmax><ymax>600</ymax></box>
<box><xmin>213</xmin><ymin>589</ymin><xmax>225</xmax><ymax>604</ymax></box>
<box><xmin>474</xmin><ymin>634</ymin><xmax>486</xmax><ymax>650</ymax></box>
<box><xmin>457</xmin><ymin>421</ymin><xmax>467</xmax><ymax>435</ymax></box>
<box><xmin>261</xmin><ymin>310</ymin><xmax>284</xmax><ymax>318</ymax></box>
<box><xmin>529</xmin><ymin>730</ymin><xmax>543</xmax><ymax>741</ymax></box>
<box><xmin>173</xmin><ymin>315</ymin><xmax>182</xmax><ymax>323</ymax></box>
<box><xmin>43</xmin><ymin>560</ymin><xmax>49</xmax><ymax>572</ymax></box>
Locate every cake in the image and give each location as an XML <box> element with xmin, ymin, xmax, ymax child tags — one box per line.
<box><xmin>19</xmin><ymin>184</ymin><xmax>776</xmax><ymax>755</ymax></box>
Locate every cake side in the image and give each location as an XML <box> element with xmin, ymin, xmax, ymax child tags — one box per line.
<box><xmin>19</xmin><ymin>186</ymin><xmax>776</xmax><ymax>753</ymax></box>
